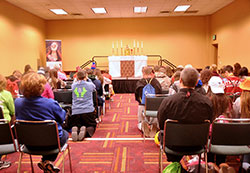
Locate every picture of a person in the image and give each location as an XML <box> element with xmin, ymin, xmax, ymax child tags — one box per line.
<box><xmin>46</xmin><ymin>41</ymin><xmax>62</xmax><ymax>62</ymax></box>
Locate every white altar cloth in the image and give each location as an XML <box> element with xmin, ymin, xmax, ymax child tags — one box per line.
<box><xmin>108</xmin><ymin>56</ymin><xmax>147</xmax><ymax>78</ymax></box>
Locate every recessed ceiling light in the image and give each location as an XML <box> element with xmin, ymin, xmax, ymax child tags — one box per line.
<box><xmin>92</xmin><ymin>8</ymin><xmax>107</xmax><ymax>14</ymax></box>
<box><xmin>134</xmin><ymin>7</ymin><xmax>147</xmax><ymax>13</ymax></box>
<box><xmin>174</xmin><ymin>5</ymin><xmax>191</xmax><ymax>12</ymax></box>
<box><xmin>50</xmin><ymin>9</ymin><xmax>68</xmax><ymax>15</ymax></box>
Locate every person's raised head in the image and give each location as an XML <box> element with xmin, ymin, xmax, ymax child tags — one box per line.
<box><xmin>13</xmin><ymin>70</ymin><xmax>22</xmax><ymax>80</ymax></box>
<box><xmin>180</xmin><ymin>67</ymin><xmax>199</xmax><ymax>88</ymax></box>
<box><xmin>224</xmin><ymin>65</ymin><xmax>233</xmax><ymax>73</ymax></box>
<box><xmin>154</xmin><ymin>65</ymin><xmax>160</xmax><ymax>72</ymax></box>
<box><xmin>172</xmin><ymin>71</ymin><xmax>181</xmax><ymax>82</ymax></box>
<box><xmin>208</xmin><ymin>76</ymin><xmax>225</xmax><ymax>94</ymax></box>
<box><xmin>159</xmin><ymin>67</ymin><xmax>167</xmax><ymax>74</ymax></box>
<box><xmin>142</xmin><ymin>66</ymin><xmax>154</xmax><ymax>78</ymax></box>
<box><xmin>176</xmin><ymin>65</ymin><xmax>184</xmax><ymax>72</ymax></box>
<box><xmin>104</xmin><ymin>69</ymin><xmax>109</xmax><ymax>74</ymax></box>
<box><xmin>85</xmin><ymin>68</ymin><xmax>93</xmax><ymax>75</ymax></box>
<box><xmin>0</xmin><ymin>74</ymin><xmax>7</xmax><ymax>92</ymax></box>
<box><xmin>239</xmin><ymin>77</ymin><xmax>250</xmax><ymax>118</ymax></box>
<box><xmin>49</xmin><ymin>69</ymin><xmax>58</xmax><ymax>78</ymax></box>
<box><xmin>77</xmin><ymin>70</ymin><xmax>86</xmax><ymax>80</ymax></box>
<box><xmin>143</xmin><ymin>66</ymin><xmax>153</xmax><ymax>75</ymax></box>
<box><xmin>233</xmin><ymin>62</ymin><xmax>241</xmax><ymax>76</ymax></box>
<box><xmin>210</xmin><ymin>64</ymin><xmax>217</xmax><ymax>72</ymax></box>
<box><xmin>239</xmin><ymin>67</ymin><xmax>249</xmax><ymax>77</ymax></box>
<box><xmin>24</xmin><ymin>64</ymin><xmax>33</xmax><ymax>74</ymax></box>
<box><xmin>200</xmin><ymin>69</ymin><xmax>212</xmax><ymax>85</ymax></box>
<box><xmin>20</xmin><ymin>72</ymin><xmax>47</xmax><ymax>98</ymax></box>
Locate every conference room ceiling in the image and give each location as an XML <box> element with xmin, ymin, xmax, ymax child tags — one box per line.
<box><xmin>6</xmin><ymin>0</ymin><xmax>234</xmax><ymax>20</ymax></box>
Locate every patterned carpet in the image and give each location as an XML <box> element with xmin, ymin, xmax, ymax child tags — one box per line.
<box><xmin>2</xmin><ymin>94</ymin><xmax>168</xmax><ymax>173</ymax></box>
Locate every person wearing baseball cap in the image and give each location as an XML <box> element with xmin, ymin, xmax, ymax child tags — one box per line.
<box><xmin>233</xmin><ymin>77</ymin><xmax>250</xmax><ymax>172</ymax></box>
<box><xmin>233</xmin><ymin>77</ymin><xmax>250</xmax><ymax>118</ymax></box>
<box><xmin>208</xmin><ymin>76</ymin><xmax>225</xmax><ymax>94</ymax></box>
<box><xmin>207</xmin><ymin>76</ymin><xmax>231</xmax><ymax>166</ymax></box>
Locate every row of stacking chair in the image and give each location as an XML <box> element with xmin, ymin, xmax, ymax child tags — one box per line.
<box><xmin>0</xmin><ymin>119</ymin><xmax>72</xmax><ymax>173</ymax></box>
<box><xmin>159</xmin><ymin>118</ymin><xmax>250</xmax><ymax>173</ymax></box>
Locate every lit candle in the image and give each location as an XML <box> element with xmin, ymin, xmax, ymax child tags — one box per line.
<box><xmin>134</xmin><ymin>40</ymin><xmax>136</xmax><ymax>47</ymax></box>
<box><xmin>112</xmin><ymin>42</ymin><xmax>114</xmax><ymax>48</ymax></box>
<box><xmin>141</xmin><ymin>41</ymin><xmax>143</xmax><ymax>49</ymax></box>
<box><xmin>137</xmin><ymin>41</ymin><xmax>139</xmax><ymax>48</ymax></box>
<box><xmin>121</xmin><ymin>40</ymin><xmax>123</xmax><ymax>47</ymax></box>
<box><xmin>117</xmin><ymin>41</ymin><xmax>118</xmax><ymax>48</ymax></box>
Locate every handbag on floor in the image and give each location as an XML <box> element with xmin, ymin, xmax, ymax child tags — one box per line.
<box><xmin>163</xmin><ymin>162</ymin><xmax>181</xmax><ymax>173</ymax></box>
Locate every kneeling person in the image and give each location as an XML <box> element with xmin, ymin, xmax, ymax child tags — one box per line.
<box><xmin>71</xmin><ymin>70</ymin><xmax>97</xmax><ymax>141</ymax></box>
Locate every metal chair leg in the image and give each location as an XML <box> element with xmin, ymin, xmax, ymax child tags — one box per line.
<box><xmin>198</xmin><ymin>154</ymin><xmax>201</xmax><ymax>173</ymax></box>
<box><xmin>159</xmin><ymin>147</ymin><xmax>163</xmax><ymax>173</ymax></box>
<box><xmin>103</xmin><ymin>103</ymin><xmax>106</xmax><ymax>115</ymax></box>
<box><xmin>17</xmin><ymin>152</ymin><xmax>23</xmax><ymax>173</ymax></box>
<box><xmin>62</xmin><ymin>151</ymin><xmax>65</xmax><ymax>173</ymax></box>
<box><xmin>67</xmin><ymin>145</ymin><xmax>73</xmax><ymax>173</ymax></box>
<box><xmin>205</xmin><ymin>152</ymin><xmax>208</xmax><ymax>173</ymax></box>
<box><xmin>29</xmin><ymin>155</ymin><xmax>34</xmax><ymax>173</ymax></box>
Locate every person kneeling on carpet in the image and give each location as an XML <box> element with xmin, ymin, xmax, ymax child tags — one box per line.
<box><xmin>70</xmin><ymin>70</ymin><xmax>97</xmax><ymax>141</ymax></box>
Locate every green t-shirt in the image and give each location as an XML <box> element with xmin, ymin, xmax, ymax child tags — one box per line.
<box><xmin>0</xmin><ymin>90</ymin><xmax>15</xmax><ymax>121</ymax></box>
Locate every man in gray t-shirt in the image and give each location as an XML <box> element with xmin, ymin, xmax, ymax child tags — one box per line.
<box><xmin>70</xmin><ymin>70</ymin><xmax>97</xmax><ymax>141</ymax></box>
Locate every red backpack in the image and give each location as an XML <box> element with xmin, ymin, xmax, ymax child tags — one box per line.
<box><xmin>6</xmin><ymin>79</ymin><xmax>19</xmax><ymax>98</ymax></box>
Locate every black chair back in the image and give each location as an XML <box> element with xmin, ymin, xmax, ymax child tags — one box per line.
<box><xmin>164</xmin><ymin>120</ymin><xmax>210</xmax><ymax>148</ymax></box>
<box><xmin>54</xmin><ymin>90</ymin><xmax>72</xmax><ymax>104</ymax></box>
<box><xmin>0</xmin><ymin>119</ymin><xmax>15</xmax><ymax>145</ymax></box>
<box><xmin>211</xmin><ymin>120</ymin><xmax>250</xmax><ymax>146</ymax></box>
<box><xmin>92</xmin><ymin>90</ymin><xmax>98</xmax><ymax>107</ymax></box>
<box><xmin>15</xmin><ymin>120</ymin><xmax>59</xmax><ymax>148</ymax></box>
<box><xmin>104</xmin><ymin>84</ymin><xmax>109</xmax><ymax>92</ymax></box>
<box><xmin>0</xmin><ymin>107</ymin><xmax>3</xmax><ymax>119</ymax></box>
<box><xmin>145</xmin><ymin>95</ymin><xmax>168</xmax><ymax>111</ymax></box>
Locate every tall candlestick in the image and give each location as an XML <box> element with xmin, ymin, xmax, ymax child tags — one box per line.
<box><xmin>121</xmin><ymin>40</ymin><xmax>123</xmax><ymax>48</ymax></box>
<box><xmin>116</xmin><ymin>41</ymin><xmax>119</xmax><ymax>55</ymax></box>
<box><xmin>112</xmin><ymin>42</ymin><xmax>115</xmax><ymax>55</ymax></box>
<box><xmin>137</xmin><ymin>41</ymin><xmax>139</xmax><ymax>48</ymax></box>
<box><xmin>141</xmin><ymin>41</ymin><xmax>143</xmax><ymax>49</ymax></box>
<box><xmin>134</xmin><ymin>40</ymin><xmax>136</xmax><ymax>48</ymax></box>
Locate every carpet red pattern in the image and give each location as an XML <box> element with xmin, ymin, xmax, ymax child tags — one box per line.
<box><xmin>2</xmin><ymin>94</ymin><xmax>168</xmax><ymax>173</ymax></box>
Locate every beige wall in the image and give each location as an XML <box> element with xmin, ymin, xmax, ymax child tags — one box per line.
<box><xmin>2</xmin><ymin>0</ymin><xmax>250</xmax><ymax>74</ymax></box>
<box><xmin>46</xmin><ymin>17</ymin><xmax>210</xmax><ymax>71</ymax></box>
<box><xmin>210</xmin><ymin>0</ymin><xmax>250</xmax><ymax>69</ymax></box>
<box><xmin>0</xmin><ymin>0</ymin><xmax>45</xmax><ymax>76</ymax></box>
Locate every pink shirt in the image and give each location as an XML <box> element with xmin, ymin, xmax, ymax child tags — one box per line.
<box><xmin>41</xmin><ymin>83</ymin><xmax>54</xmax><ymax>99</ymax></box>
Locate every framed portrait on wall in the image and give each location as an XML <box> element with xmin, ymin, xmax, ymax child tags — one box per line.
<box><xmin>46</xmin><ymin>40</ymin><xmax>62</xmax><ymax>69</ymax></box>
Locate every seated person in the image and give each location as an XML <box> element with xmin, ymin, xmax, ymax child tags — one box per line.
<box><xmin>222</xmin><ymin>65</ymin><xmax>242</xmax><ymax>100</ymax></box>
<box><xmin>154</xmin><ymin>66</ymin><xmax>171</xmax><ymax>91</ymax></box>
<box><xmin>15</xmin><ymin>72</ymin><xmax>68</xmax><ymax>172</ymax></box>
<box><xmin>37</xmin><ymin>69</ymin><xmax>54</xmax><ymax>99</ymax></box>
<box><xmin>157</xmin><ymin>67</ymin><xmax>213</xmax><ymax>172</ymax></box>
<box><xmin>0</xmin><ymin>74</ymin><xmax>15</xmax><ymax>123</ymax></box>
<box><xmin>70</xmin><ymin>70</ymin><xmax>97</xmax><ymax>142</ymax></box>
<box><xmin>0</xmin><ymin>74</ymin><xmax>15</xmax><ymax>170</ymax></box>
<box><xmin>86</xmin><ymin>68</ymin><xmax>104</xmax><ymax>107</ymax></box>
<box><xmin>48</xmin><ymin>69</ymin><xmax>66</xmax><ymax>90</ymax></box>
<box><xmin>207</xmin><ymin>76</ymin><xmax>232</xmax><ymax>166</ymax></box>
<box><xmin>135</xmin><ymin>66</ymin><xmax>162</xmax><ymax>137</ymax></box>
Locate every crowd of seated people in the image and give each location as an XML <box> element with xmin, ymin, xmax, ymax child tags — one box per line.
<box><xmin>0</xmin><ymin>64</ymin><xmax>114</xmax><ymax>171</ymax></box>
<box><xmin>1</xmin><ymin>62</ymin><xmax>250</xmax><ymax>172</ymax></box>
<box><xmin>135</xmin><ymin>63</ymin><xmax>250</xmax><ymax>172</ymax></box>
